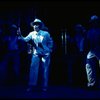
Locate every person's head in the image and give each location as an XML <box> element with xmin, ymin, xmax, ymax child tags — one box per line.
<box><xmin>89</xmin><ymin>15</ymin><xmax>100</xmax><ymax>27</ymax></box>
<box><xmin>30</xmin><ymin>18</ymin><xmax>43</xmax><ymax>32</ymax></box>
<box><xmin>74</xmin><ymin>24</ymin><xmax>86</xmax><ymax>36</ymax></box>
<box><xmin>10</xmin><ymin>24</ymin><xmax>17</xmax><ymax>36</ymax></box>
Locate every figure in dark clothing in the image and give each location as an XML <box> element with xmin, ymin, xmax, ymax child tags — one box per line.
<box><xmin>85</xmin><ymin>15</ymin><xmax>100</xmax><ymax>89</ymax></box>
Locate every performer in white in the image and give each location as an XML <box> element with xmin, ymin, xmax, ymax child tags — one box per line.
<box><xmin>18</xmin><ymin>18</ymin><xmax>53</xmax><ymax>92</ymax></box>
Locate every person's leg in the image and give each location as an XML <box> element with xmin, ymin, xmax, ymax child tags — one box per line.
<box><xmin>41</xmin><ymin>55</ymin><xmax>51</xmax><ymax>91</ymax></box>
<box><xmin>86</xmin><ymin>57</ymin><xmax>98</xmax><ymax>88</ymax></box>
<box><xmin>27</xmin><ymin>54</ymin><xmax>40</xmax><ymax>91</ymax></box>
<box><xmin>13</xmin><ymin>52</ymin><xmax>20</xmax><ymax>85</ymax></box>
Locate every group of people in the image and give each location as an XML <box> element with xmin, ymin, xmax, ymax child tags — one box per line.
<box><xmin>0</xmin><ymin>14</ymin><xmax>100</xmax><ymax>92</ymax></box>
<box><xmin>0</xmin><ymin>18</ymin><xmax>53</xmax><ymax>92</ymax></box>
<box><xmin>67</xmin><ymin>15</ymin><xmax>100</xmax><ymax>90</ymax></box>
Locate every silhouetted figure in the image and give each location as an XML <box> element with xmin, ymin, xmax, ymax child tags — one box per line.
<box><xmin>3</xmin><ymin>24</ymin><xmax>21</xmax><ymax>85</ymax></box>
<box><xmin>85</xmin><ymin>15</ymin><xmax>100</xmax><ymax>89</ymax></box>
<box><xmin>72</xmin><ymin>24</ymin><xmax>87</xmax><ymax>87</ymax></box>
<box><xmin>0</xmin><ymin>19</ymin><xmax>9</xmax><ymax>85</ymax></box>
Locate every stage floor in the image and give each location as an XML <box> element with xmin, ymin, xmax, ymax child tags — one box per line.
<box><xmin>0</xmin><ymin>85</ymin><xmax>100</xmax><ymax>98</ymax></box>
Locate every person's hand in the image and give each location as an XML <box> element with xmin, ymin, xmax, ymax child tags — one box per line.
<box><xmin>17</xmin><ymin>27</ymin><xmax>21</xmax><ymax>36</ymax></box>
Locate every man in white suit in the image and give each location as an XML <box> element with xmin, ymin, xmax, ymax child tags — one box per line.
<box><xmin>18</xmin><ymin>18</ymin><xmax>53</xmax><ymax>92</ymax></box>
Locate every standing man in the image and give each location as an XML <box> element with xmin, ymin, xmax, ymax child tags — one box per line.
<box><xmin>71</xmin><ymin>24</ymin><xmax>87</xmax><ymax>87</ymax></box>
<box><xmin>18</xmin><ymin>18</ymin><xmax>53</xmax><ymax>92</ymax></box>
<box><xmin>85</xmin><ymin>15</ymin><xmax>100</xmax><ymax>89</ymax></box>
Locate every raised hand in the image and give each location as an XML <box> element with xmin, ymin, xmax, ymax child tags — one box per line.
<box><xmin>17</xmin><ymin>27</ymin><xmax>21</xmax><ymax>36</ymax></box>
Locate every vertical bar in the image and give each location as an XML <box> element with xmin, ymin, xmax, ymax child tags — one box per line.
<box><xmin>65</xmin><ymin>30</ymin><xmax>67</xmax><ymax>55</ymax></box>
<box><xmin>61</xmin><ymin>31</ymin><xmax>64</xmax><ymax>46</ymax></box>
